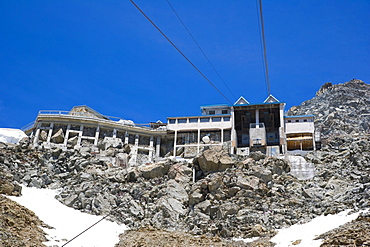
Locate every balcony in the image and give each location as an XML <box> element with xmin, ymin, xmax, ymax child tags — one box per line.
<box><xmin>167</xmin><ymin>115</ymin><xmax>232</xmax><ymax>131</ymax></box>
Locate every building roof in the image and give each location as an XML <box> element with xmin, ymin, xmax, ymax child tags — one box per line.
<box><xmin>234</xmin><ymin>96</ymin><xmax>250</xmax><ymax>105</ymax></box>
<box><xmin>200</xmin><ymin>104</ymin><xmax>230</xmax><ymax>109</ymax></box>
<box><xmin>284</xmin><ymin>115</ymin><xmax>314</xmax><ymax>118</ymax></box>
<box><xmin>263</xmin><ymin>94</ymin><xmax>280</xmax><ymax>103</ymax></box>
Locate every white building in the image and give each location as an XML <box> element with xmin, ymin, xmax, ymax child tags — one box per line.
<box><xmin>168</xmin><ymin>94</ymin><xmax>320</xmax><ymax>157</ymax></box>
<box><xmin>24</xmin><ymin>96</ymin><xmax>320</xmax><ymax>163</ymax></box>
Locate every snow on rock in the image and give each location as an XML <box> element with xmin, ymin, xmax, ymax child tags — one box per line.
<box><xmin>0</xmin><ymin>128</ymin><xmax>27</xmax><ymax>144</ymax></box>
<box><xmin>271</xmin><ymin>209</ymin><xmax>365</xmax><ymax>247</ymax></box>
<box><xmin>8</xmin><ymin>186</ymin><xmax>127</xmax><ymax>247</ymax></box>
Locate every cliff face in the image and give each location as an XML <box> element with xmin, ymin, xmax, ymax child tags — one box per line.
<box><xmin>287</xmin><ymin>79</ymin><xmax>370</xmax><ymax>139</ymax></box>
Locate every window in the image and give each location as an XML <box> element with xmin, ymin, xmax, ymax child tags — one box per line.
<box><xmin>295</xmin><ymin>120</ymin><xmax>299</xmax><ymax>122</ymax></box>
<box><xmin>223</xmin><ymin>117</ymin><xmax>230</xmax><ymax>121</ymax></box>
<box><xmin>178</xmin><ymin>119</ymin><xmax>187</xmax><ymax>124</ymax></box>
<box><xmin>212</xmin><ymin>117</ymin><xmax>221</xmax><ymax>122</ymax></box>
<box><xmin>288</xmin><ymin>120</ymin><xmax>291</xmax><ymax>123</ymax></box>
<box><xmin>222</xmin><ymin>110</ymin><xmax>228</xmax><ymax>114</ymax></box>
<box><xmin>209</xmin><ymin>110</ymin><xmax>215</xmax><ymax>115</ymax></box>
<box><xmin>200</xmin><ymin>118</ymin><xmax>210</xmax><ymax>122</ymax></box>
<box><xmin>303</xmin><ymin>119</ymin><xmax>307</xmax><ymax>122</ymax></box>
<box><xmin>189</xmin><ymin>118</ymin><xmax>198</xmax><ymax>123</ymax></box>
<box><xmin>169</xmin><ymin>119</ymin><xmax>176</xmax><ymax>124</ymax></box>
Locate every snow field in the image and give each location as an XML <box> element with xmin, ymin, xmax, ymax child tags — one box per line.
<box><xmin>9</xmin><ymin>186</ymin><xmax>127</xmax><ymax>247</ymax></box>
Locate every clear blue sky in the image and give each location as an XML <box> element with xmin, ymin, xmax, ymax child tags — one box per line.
<box><xmin>1</xmin><ymin>1</ymin><xmax>369</xmax><ymax>128</ymax></box>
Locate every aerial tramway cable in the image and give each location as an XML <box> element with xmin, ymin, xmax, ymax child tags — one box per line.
<box><xmin>257</xmin><ymin>0</ymin><xmax>271</xmax><ymax>96</ymax></box>
<box><xmin>165</xmin><ymin>0</ymin><xmax>237</xmax><ymax>101</ymax></box>
<box><xmin>130</xmin><ymin>0</ymin><xmax>233</xmax><ymax>105</ymax></box>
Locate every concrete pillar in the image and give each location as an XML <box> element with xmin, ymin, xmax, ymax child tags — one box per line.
<box><xmin>312</xmin><ymin>133</ymin><xmax>316</xmax><ymax>151</ymax></box>
<box><xmin>129</xmin><ymin>134</ymin><xmax>140</xmax><ymax>166</ymax></box>
<box><xmin>64</xmin><ymin>124</ymin><xmax>71</xmax><ymax>146</ymax></box>
<box><xmin>174</xmin><ymin>130</ymin><xmax>177</xmax><ymax>157</ymax></box>
<box><xmin>94</xmin><ymin>126</ymin><xmax>100</xmax><ymax>146</ymax></box>
<box><xmin>221</xmin><ymin>128</ymin><xmax>224</xmax><ymax>145</ymax></box>
<box><xmin>231</xmin><ymin>129</ymin><xmax>237</xmax><ymax>154</ymax></box>
<box><xmin>279</xmin><ymin>103</ymin><xmax>285</xmax><ymax>129</ymax></box>
<box><xmin>149</xmin><ymin>136</ymin><xmax>154</xmax><ymax>161</ymax></box>
<box><xmin>255</xmin><ymin>109</ymin><xmax>260</xmax><ymax>127</ymax></box>
<box><xmin>113</xmin><ymin>128</ymin><xmax>117</xmax><ymax>138</ymax></box>
<box><xmin>46</xmin><ymin>123</ymin><xmax>54</xmax><ymax>143</ymax></box>
<box><xmin>156</xmin><ymin>137</ymin><xmax>161</xmax><ymax>157</ymax></box>
<box><xmin>33</xmin><ymin>123</ymin><xmax>42</xmax><ymax>145</ymax></box>
<box><xmin>197</xmin><ymin>129</ymin><xmax>200</xmax><ymax>154</ymax></box>
<box><xmin>77</xmin><ymin>125</ymin><xmax>84</xmax><ymax>147</ymax></box>
<box><xmin>135</xmin><ymin>134</ymin><xmax>139</xmax><ymax>146</ymax></box>
<box><xmin>124</xmin><ymin>131</ymin><xmax>129</xmax><ymax>144</ymax></box>
<box><xmin>230</xmin><ymin>107</ymin><xmax>236</xmax><ymax>154</ymax></box>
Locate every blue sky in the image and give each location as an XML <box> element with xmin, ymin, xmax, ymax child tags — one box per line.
<box><xmin>1</xmin><ymin>0</ymin><xmax>369</xmax><ymax>128</ymax></box>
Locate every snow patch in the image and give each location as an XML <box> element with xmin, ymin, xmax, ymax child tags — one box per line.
<box><xmin>271</xmin><ymin>209</ymin><xmax>365</xmax><ymax>247</ymax></box>
<box><xmin>0</xmin><ymin>128</ymin><xmax>27</xmax><ymax>144</ymax></box>
<box><xmin>8</xmin><ymin>186</ymin><xmax>127</xmax><ymax>247</ymax></box>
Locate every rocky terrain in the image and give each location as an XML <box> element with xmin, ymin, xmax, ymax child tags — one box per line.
<box><xmin>287</xmin><ymin>79</ymin><xmax>370</xmax><ymax>139</ymax></box>
<box><xmin>317</xmin><ymin>211</ymin><xmax>370</xmax><ymax>246</ymax></box>
<box><xmin>0</xmin><ymin>79</ymin><xmax>369</xmax><ymax>246</ymax></box>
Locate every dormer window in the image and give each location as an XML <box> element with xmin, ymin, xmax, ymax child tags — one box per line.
<box><xmin>222</xmin><ymin>110</ymin><xmax>228</xmax><ymax>114</ymax></box>
<box><xmin>209</xmin><ymin>110</ymin><xmax>215</xmax><ymax>115</ymax></box>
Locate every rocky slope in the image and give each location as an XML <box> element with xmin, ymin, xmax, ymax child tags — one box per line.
<box><xmin>317</xmin><ymin>211</ymin><xmax>370</xmax><ymax>246</ymax></box>
<box><xmin>1</xmin><ymin>79</ymin><xmax>369</xmax><ymax>246</ymax></box>
<box><xmin>287</xmin><ymin>79</ymin><xmax>370</xmax><ymax>139</ymax></box>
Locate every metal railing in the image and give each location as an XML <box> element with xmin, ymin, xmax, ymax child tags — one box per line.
<box><xmin>21</xmin><ymin>121</ymin><xmax>36</xmax><ymax>131</ymax></box>
<box><xmin>21</xmin><ymin>110</ymin><xmax>166</xmax><ymax>132</ymax></box>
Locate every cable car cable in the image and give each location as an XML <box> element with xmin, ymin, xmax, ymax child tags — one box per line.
<box><xmin>130</xmin><ymin>0</ymin><xmax>232</xmax><ymax>104</ymax></box>
<box><xmin>166</xmin><ymin>0</ymin><xmax>237</xmax><ymax>101</ymax></box>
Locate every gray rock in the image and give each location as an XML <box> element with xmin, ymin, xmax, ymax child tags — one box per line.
<box><xmin>168</xmin><ymin>163</ymin><xmax>192</xmax><ymax>183</ymax></box>
<box><xmin>51</xmin><ymin>129</ymin><xmax>64</xmax><ymax>143</ymax></box>
<box><xmin>166</xmin><ymin>179</ymin><xmax>188</xmax><ymax>202</ymax></box>
<box><xmin>252</xmin><ymin>166</ymin><xmax>272</xmax><ymax>183</ymax></box>
<box><xmin>197</xmin><ymin>146</ymin><xmax>234</xmax><ymax>174</ymax></box>
<box><xmin>189</xmin><ymin>189</ymin><xmax>204</xmax><ymax>205</ymax></box>
<box><xmin>139</xmin><ymin>161</ymin><xmax>170</xmax><ymax>179</ymax></box>
<box><xmin>236</xmin><ymin>174</ymin><xmax>259</xmax><ymax>190</ymax></box>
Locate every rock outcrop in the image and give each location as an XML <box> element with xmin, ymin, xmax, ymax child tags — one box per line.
<box><xmin>287</xmin><ymin>79</ymin><xmax>370</xmax><ymax>139</ymax></box>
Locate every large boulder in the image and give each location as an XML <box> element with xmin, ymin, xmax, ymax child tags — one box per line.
<box><xmin>168</xmin><ymin>163</ymin><xmax>192</xmax><ymax>183</ymax></box>
<box><xmin>139</xmin><ymin>161</ymin><xmax>171</xmax><ymax>179</ymax></box>
<box><xmin>196</xmin><ymin>146</ymin><xmax>234</xmax><ymax>174</ymax></box>
<box><xmin>51</xmin><ymin>129</ymin><xmax>64</xmax><ymax>143</ymax></box>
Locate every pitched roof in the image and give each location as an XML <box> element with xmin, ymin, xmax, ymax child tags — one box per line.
<box><xmin>263</xmin><ymin>94</ymin><xmax>280</xmax><ymax>103</ymax></box>
<box><xmin>234</xmin><ymin>96</ymin><xmax>250</xmax><ymax>105</ymax></box>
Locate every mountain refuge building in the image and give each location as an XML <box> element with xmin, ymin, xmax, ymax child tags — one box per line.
<box><xmin>23</xmin><ymin>95</ymin><xmax>320</xmax><ymax>165</ymax></box>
